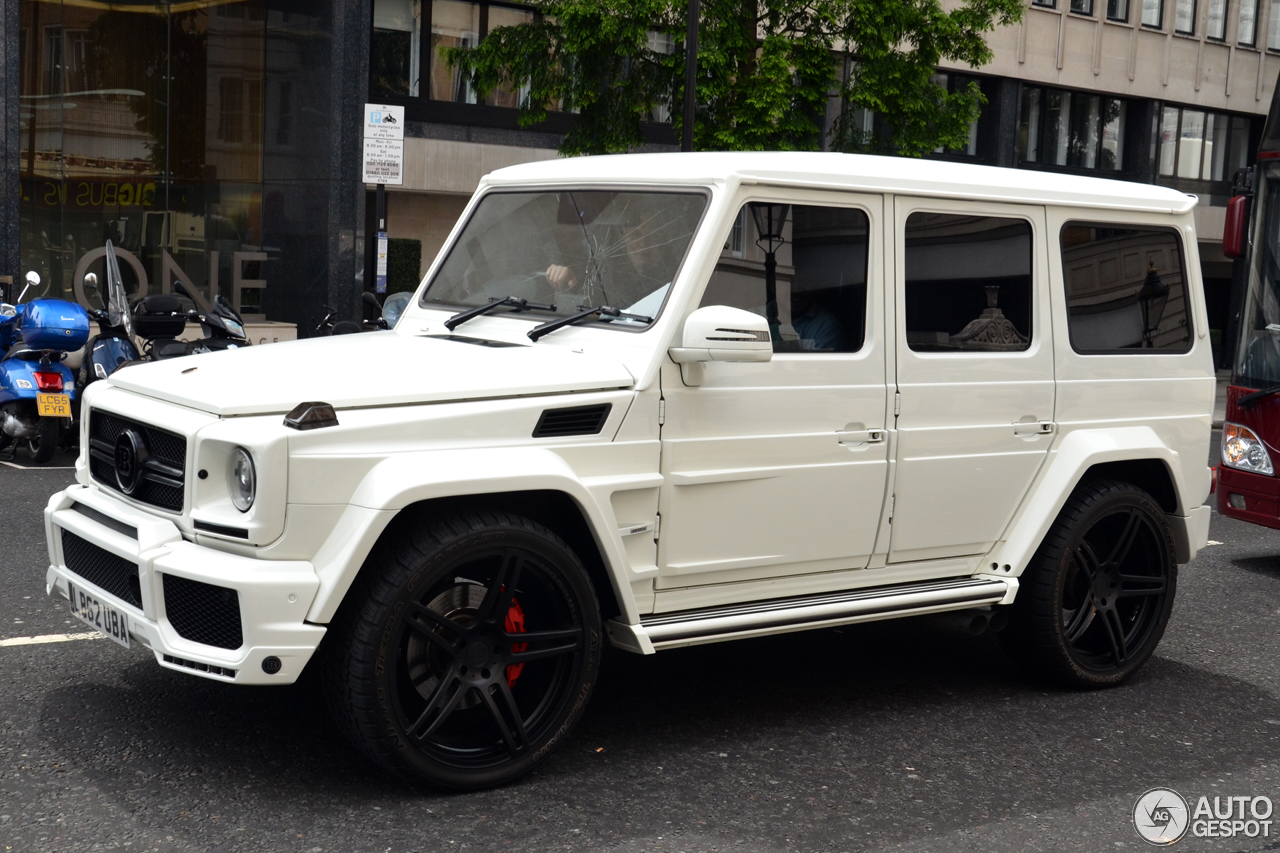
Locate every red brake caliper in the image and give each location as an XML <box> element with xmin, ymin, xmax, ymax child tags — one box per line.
<box><xmin>505</xmin><ymin>598</ymin><xmax>528</xmax><ymax>687</ymax></box>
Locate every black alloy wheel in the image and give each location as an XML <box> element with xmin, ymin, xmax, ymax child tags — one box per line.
<box><xmin>325</xmin><ymin>511</ymin><xmax>601</xmax><ymax>789</ymax></box>
<box><xmin>1000</xmin><ymin>480</ymin><xmax>1177</xmax><ymax>688</ymax></box>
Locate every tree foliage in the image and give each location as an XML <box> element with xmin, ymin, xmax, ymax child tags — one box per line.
<box><xmin>446</xmin><ymin>0</ymin><xmax>1023</xmax><ymax>157</ymax></box>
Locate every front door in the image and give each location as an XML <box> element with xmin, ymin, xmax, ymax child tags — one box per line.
<box><xmin>888</xmin><ymin>197</ymin><xmax>1056</xmax><ymax>564</ymax></box>
<box><xmin>657</xmin><ymin>193</ymin><xmax>890</xmax><ymax>588</ymax></box>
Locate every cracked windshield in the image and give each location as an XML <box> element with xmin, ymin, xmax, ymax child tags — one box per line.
<box><xmin>421</xmin><ymin>190</ymin><xmax>708</xmax><ymax>325</ymax></box>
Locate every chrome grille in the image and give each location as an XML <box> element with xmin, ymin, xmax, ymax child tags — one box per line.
<box><xmin>87</xmin><ymin>410</ymin><xmax>186</xmax><ymax>513</ymax></box>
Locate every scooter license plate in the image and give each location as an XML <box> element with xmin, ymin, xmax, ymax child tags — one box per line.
<box><xmin>36</xmin><ymin>393</ymin><xmax>71</xmax><ymax>417</ymax></box>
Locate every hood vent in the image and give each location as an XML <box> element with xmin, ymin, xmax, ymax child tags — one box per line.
<box><xmin>533</xmin><ymin>403</ymin><xmax>612</xmax><ymax>438</ymax></box>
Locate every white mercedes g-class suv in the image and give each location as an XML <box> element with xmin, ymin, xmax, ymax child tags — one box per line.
<box><xmin>45</xmin><ymin>152</ymin><xmax>1214</xmax><ymax>790</ymax></box>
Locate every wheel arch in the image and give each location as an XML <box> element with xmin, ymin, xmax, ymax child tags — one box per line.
<box><xmin>990</xmin><ymin>426</ymin><xmax>1206</xmax><ymax>579</ymax></box>
<box><xmin>305</xmin><ymin>447</ymin><xmax>641</xmax><ymax>626</ymax></box>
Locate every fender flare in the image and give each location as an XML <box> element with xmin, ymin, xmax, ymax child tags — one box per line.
<box><xmin>985</xmin><ymin>426</ymin><xmax>1205</xmax><ymax>579</ymax></box>
<box><xmin>304</xmin><ymin>446</ymin><xmax>651</xmax><ymax>624</ymax></box>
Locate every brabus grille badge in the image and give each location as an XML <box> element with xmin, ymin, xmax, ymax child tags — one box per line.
<box><xmin>88</xmin><ymin>410</ymin><xmax>186</xmax><ymax>513</ymax></box>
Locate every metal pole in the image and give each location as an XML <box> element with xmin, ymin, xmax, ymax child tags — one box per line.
<box><xmin>682</xmin><ymin>0</ymin><xmax>699</xmax><ymax>152</ymax></box>
<box><xmin>376</xmin><ymin>182</ymin><xmax>386</xmax><ymax>232</ymax></box>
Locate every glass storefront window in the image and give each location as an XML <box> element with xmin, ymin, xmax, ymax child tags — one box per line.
<box><xmin>1240</xmin><ymin>0</ymin><xmax>1259</xmax><ymax>44</ymax></box>
<box><xmin>1157</xmin><ymin>105</ymin><xmax>1254</xmax><ymax>181</ymax></box>
<box><xmin>429</xmin><ymin>0</ymin><xmax>481</xmax><ymax>102</ymax></box>
<box><xmin>485</xmin><ymin>6</ymin><xmax>534</xmax><ymax>108</ymax></box>
<box><xmin>372</xmin><ymin>0</ymin><xmax>422</xmax><ymax>98</ymax></box>
<box><xmin>1174</xmin><ymin>0</ymin><xmax>1196</xmax><ymax>34</ymax></box>
<box><xmin>19</xmin><ymin>0</ymin><xmax>270</xmax><ymax>317</ymax></box>
<box><xmin>1207</xmin><ymin>0</ymin><xmax>1227</xmax><ymax>38</ymax></box>
<box><xmin>1020</xmin><ymin>85</ymin><xmax>1125</xmax><ymax>172</ymax></box>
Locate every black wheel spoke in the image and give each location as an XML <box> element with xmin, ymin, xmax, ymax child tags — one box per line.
<box><xmin>480</xmin><ymin>681</ymin><xmax>529</xmax><ymax>756</ymax></box>
<box><xmin>408</xmin><ymin>676</ymin><xmax>467</xmax><ymax>741</ymax></box>
<box><xmin>1063</xmin><ymin>598</ymin><xmax>1095</xmax><ymax>642</ymax></box>
<box><xmin>403</xmin><ymin>603</ymin><xmax>463</xmax><ymax>650</ymax></box>
<box><xmin>1097</xmin><ymin>606</ymin><xmax>1129</xmax><ymax>666</ymax></box>
<box><xmin>506</xmin><ymin>627</ymin><xmax>580</xmax><ymax>643</ymax></box>
<box><xmin>476</xmin><ymin>551</ymin><xmax>524</xmax><ymax>622</ymax></box>
<box><xmin>1104</xmin><ymin>509</ymin><xmax>1143</xmax><ymax>568</ymax></box>
<box><xmin>1118</xmin><ymin>572</ymin><xmax>1166</xmax><ymax>598</ymax></box>
<box><xmin>509</xmin><ymin>637</ymin><xmax>582</xmax><ymax>664</ymax></box>
<box><xmin>1073</xmin><ymin>542</ymin><xmax>1102</xmax><ymax>582</ymax></box>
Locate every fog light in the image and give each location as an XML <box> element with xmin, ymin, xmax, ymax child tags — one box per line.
<box><xmin>1229</xmin><ymin>493</ymin><xmax>1247</xmax><ymax>510</ymax></box>
<box><xmin>1223</xmin><ymin>422</ymin><xmax>1275</xmax><ymax>476</ymax></box>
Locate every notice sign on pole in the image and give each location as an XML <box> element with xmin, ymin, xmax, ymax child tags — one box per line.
<box><xmin>362</xmin><ymin>103</ymin><xmax>404</xmax><ymax>185</ymax></box>
<box><xmin>375</xmin><ymin>231</ymin><xmax>389</xmax><ymax>293</ymax></box>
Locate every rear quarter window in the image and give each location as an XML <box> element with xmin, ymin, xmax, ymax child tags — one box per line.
<box><xmin>1060</xmin><ymin>223</ymin><xmax>1191</xmax><ymax>353</ymax></box>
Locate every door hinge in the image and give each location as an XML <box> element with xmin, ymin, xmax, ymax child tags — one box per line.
<box><xmin>887</xmin><ymin>495</ymin><xmax>895</xmax><ymax>519</ymax></box>
<box><xmin>658</xmin><ymin>398</ymin><xmax>665</xmax><ymax>426</ymax></box>
<box><xmin>654</xmin><ymin>514</ymin><xmax>660</xmax><ymax>540</ymax></box>
<box><xmin>893</xmin><ymin>392</ymin><xmax>901</xmax><ymax>417</ymax></box>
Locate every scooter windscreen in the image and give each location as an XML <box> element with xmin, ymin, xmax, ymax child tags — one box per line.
<box><xmin>104</xmin><ymin>240</ymin><xmax>135</xmax><ymax>341</ymax></box>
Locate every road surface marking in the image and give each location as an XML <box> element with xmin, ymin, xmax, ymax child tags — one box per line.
<box><xmin>0</xmin><ymin>632</ymin><xmax>104</xmax><ymax>647</ymax></box>
<box><xmin>0</xmin><ymin>460</ymin><xmax>76</xmax><ymax>470</ymax></box>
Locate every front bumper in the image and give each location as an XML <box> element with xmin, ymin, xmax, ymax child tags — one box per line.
<box><xmin>44</xmin><ymin>484</ymin><xmax>325</xmax><ymax>684</ymax></box>
<box><xmin>1218</xmin><ymin>465</ymin><xmax>1280</xmax><ymax>529</ymax></box>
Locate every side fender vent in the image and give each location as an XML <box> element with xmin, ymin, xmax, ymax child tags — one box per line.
<box><xmin>533</xmin><ymin>403</ymin><xmax>612</xmax><ymax>438</ymax></box>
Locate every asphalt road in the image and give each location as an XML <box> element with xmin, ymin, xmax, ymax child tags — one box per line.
<box><xmin>4</xmin><ymin>437</ymin><xmax>1280</xmax><ymax>852</ymax></box>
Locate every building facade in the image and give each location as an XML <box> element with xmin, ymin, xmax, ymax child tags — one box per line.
<box><xmin>3</xmin><ymin>0</ymin><xmax>1276</xmax><ymax>355</ymax></box>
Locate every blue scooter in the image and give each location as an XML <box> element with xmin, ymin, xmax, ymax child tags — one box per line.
<box><xmin>0</xmin><ymin>271</ymin><xmax>91</xmax><ymax>463</ymax></box>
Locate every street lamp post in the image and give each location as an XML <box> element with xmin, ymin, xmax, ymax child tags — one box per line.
<box><xmin>750</xmin><ymin>203</ymin><xmax>790</xmax><ymax>333</ymax></box>
<box><xmin>682</xmin><ymin>0</ymin><xmax>699</xmax><ymax>152</ymax></box>
<box><xmin>1138</xmin><ymin>257</ymin><xmax>1169</xmax><ymax>348</ymax></box>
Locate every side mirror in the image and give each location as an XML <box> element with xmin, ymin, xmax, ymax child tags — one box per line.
<box><xmin>1224</xmin><ymin>195</ymin><xmax>1249</xmax><ymax>259</ymax></box>
<box><xmin>83</xmin><ymin>272</ymin><xmax>98</xmax><ymax>291</ymax></box>
<box><xmin>25</xmin><ymin>271</ymin><xmax>41</xmax><ymax>287</ymax></box>
<box><xmin>362</xmin><ymin>291</ymin><xmax>382</xmax><ymax>312</ymax></box>
<box><xmin>669</xmin><ymin>305</ymin><xmax>772</xmax><ymax>386</ymax></box>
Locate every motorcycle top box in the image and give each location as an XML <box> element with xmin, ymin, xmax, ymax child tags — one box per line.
<box><xmin>20</xmin><ymin>299</ymin><xmax>90</xmax><ymax>351</ymax></box>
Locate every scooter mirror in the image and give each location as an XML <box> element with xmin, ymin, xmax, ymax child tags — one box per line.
<box><xmin>362</xmin><ymin>291</ymin><xmax>382</xmax><ymax>313</ymax></box>
<box><xmin>83</xmin><ymin>272</ymin><xmax>98</xmax><ymax>291</ymax></box>
<box><xmin>25</xmin><ymin>271</ymin><xmax>40</xmax><ymax>286</ymax></box>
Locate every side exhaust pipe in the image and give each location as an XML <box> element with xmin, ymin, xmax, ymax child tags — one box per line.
<box><xmin>932</xmin><ymin>608</ymin><xmax>1008</xmax><ymax>636</ymax></box>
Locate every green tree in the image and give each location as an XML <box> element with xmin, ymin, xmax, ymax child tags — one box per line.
<box><xmin>446</xmin><ymin>0</ymin><xmax>1023</xmax><ymax>157</ymax></box>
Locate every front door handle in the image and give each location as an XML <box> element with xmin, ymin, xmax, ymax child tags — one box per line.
<box><xmin>838</xmin><ymin>428</ymin><xmax>886</xmax><ymax>445</ymax></box>
<box><xmin>1013</xmin><ymin>420</ymin><xmax>1055</xmax><ymax>436</ymax></box>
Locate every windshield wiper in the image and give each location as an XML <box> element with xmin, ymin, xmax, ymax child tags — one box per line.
<box><xmin>1238</xmin><ymin>384</ymin><xmax>1280</xmax><ymax>409</ymax></box>
<box><xmin>444</xmin><ymin>296</ymin><xmax>556</xmax><ymax>331</ymax></box>
<box><xmin>527</xmin><ymin>305</ymin><xmax>653</xmax><ymax>341</ymax></box>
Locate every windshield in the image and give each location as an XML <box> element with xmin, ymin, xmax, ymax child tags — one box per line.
<box><xmin>421</xmin><ymin>189</ymin><xmax>708</xmax><ymax>326</ymax></box>
<box><xmin>1236</xmin><ymin>164</ymin><xmax>1280</xmax><ymax>387</ymax></box>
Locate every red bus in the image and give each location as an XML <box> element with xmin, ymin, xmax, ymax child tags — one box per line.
<box><xmin>1220</xmin><ymin>75</ymin><xmax>1280</xmax><ymax>526</ymax></box>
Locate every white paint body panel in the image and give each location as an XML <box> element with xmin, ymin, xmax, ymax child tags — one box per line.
<box><xmin>39</xmin><ymin>152</ymin><xmax>1213</xmax><ymax>682</ymax></box>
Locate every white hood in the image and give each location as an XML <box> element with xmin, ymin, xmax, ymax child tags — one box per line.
<box><xmin>107</xmin><ymin>331</ymin><xmax>635</xmax><ymax>416</ymax></box>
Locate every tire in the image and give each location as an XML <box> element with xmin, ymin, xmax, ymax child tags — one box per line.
<box><xmin>27</xmin><ymin>417</ymin><xmax>60</xmax><ymax>463</ymax></box>
<box><xmin>324</xmin><ymin>511</ymin><xmax>602</xmax><ymax>789</ymax></box>
<box><xmin>999</xmin><ymin>479</ymin><xmax>1177</xmax><ymax>688</ymax></box>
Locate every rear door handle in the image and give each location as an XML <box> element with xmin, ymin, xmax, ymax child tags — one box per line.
<box><xmin>1013</xmin><ymin>420</ymin><xmax>1055</xmax><ymax>436</ymax></box>
<box><xmin>838</xmin><ymin>428</ymin><xmax>886</xmax><ymax>445</ymax></box>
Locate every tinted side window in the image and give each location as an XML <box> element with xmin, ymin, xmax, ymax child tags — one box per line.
<box><xmin>700</xmin><ymin>204</ymin><xmax>869</xmax><ymax>353</ymax></box>
<box><xmin>1060</xmin><ymin>223</ymin><xmax>1191</xmax><ymax>353</ymax></box>
<box><xmin>904</xmin><ymin>213</ymin><xmax>1033</xmax><ymax>352</ymax></box>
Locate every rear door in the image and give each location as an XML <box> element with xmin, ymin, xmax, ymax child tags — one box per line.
<box><xmin>888</xmin><ymin>197</ymin><xmax>1056</xmax><ymax>564</ymax></box>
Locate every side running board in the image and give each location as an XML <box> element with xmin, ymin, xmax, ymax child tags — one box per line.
<box><xmin>606</xmin><ymin>576</ymin><xmax>1015</xmax><ymax>654</ymax></box>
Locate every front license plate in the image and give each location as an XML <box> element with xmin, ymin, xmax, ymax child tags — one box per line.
<box><xmin>68</xmin><ymin>582</ymin><xmax>131</xmax><ymax>648</ymax></box>
<box><xmin>36</xmin><ymin>393</ymin><xmax>71</xmax><ymax>418</ymax></box>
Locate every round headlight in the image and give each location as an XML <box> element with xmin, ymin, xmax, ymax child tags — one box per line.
<box><xmin>229</xmin><ymin>447</ymin><xmax>256</xmax><ymax>512</ymax></box>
